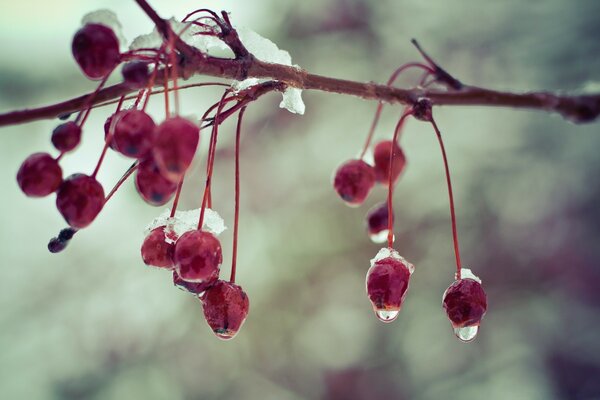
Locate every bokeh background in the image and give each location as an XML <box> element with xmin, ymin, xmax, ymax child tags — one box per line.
<box><xmin>1</xmin><ymin>0</ymin><xmax>600</xmax><ymax>399</ymax></box>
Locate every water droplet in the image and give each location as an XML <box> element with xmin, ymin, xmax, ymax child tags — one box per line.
<box><xmin>375</xmin><ymin>309</ymin><xmax>399</xmax><ymax>323</ymax></box>
<box><xmin>369</xmin><ymin>230</ymin><xmax>389</xmax><ymax>244</ymax></box>
<box><xmin>454</xmin><ymin>325</ymin><xmax>478</xmax><ymax>342</ymax></box>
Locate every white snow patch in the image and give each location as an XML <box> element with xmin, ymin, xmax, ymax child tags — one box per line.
<box><xmin>458</xmin><ymin>268</ymin><xmax>482</xmax><ymax>283</ymax></box>
<box><xmin>370</xmin><ymin>247</ymin><xmax>414</xmax><ymax>274</ymax></box>
<box><xmin>144</xmin><ymin>208</ymin><xmax>226</xmax><ymax>243</ymax></box>
<box><xmin>82</xmin><ymin>9</ymin><xmax>126</xmax><ymax>49</ymax></box>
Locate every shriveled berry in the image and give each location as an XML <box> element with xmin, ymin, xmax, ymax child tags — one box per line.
<box><xmin>174</xmin><ymin>230</ymin><xmax>222</xmax><ymax>283</ymax></box>
<box><xmin>366</xmin><ymin>202</ymin><xmax>392</xmax><ymax>244</ymax></box>
<box><xmin>373</xmin><ymin>140</ymin><xmax>406</xmax><ymax>186</ymax></box>
<box><xmin>443</xmin><ymin>278</ymin><xmax>487</xmax><ymax>329</ymax></box>
<box><xmin>72</xmin><ymin>23</ymin><xmax>120</xmax><ymax>80</ymax></box>
<box><xmin>122</xmin><ymin>61</ymin><xmax>150</xmax><ymax>89</ymax></box>
<box><xmin>173</xmin><ymin>270</ymin><xmax>218</xmax><ymax>296</ymax></box>
<box><xmin>153</xmin><ymin>117</ymin><xmax>200</xmax><ymax>182</ymax></box>
<box><xmin>141</xmin><ymin>226</ymin><xmax>175</xmax><ymax>269</ymax></box>
<box><xmin>51</xmin><ymin>122</ymin><xmax>81</xmax><ymax>152</ymax></box>
<box><xmin>17</xmin><ymin>152</ymin><xmax>63</xmax><ymax>197</ymax></box>
<box><xmin>366</xmin><ymin>253</ymin><xmax>413</xmax><ymax>322</ymax></box>
<box><xmin>135</xmin><ymin>157</ymin><xmax>177</xmax><ymax>206</ymax></box>
<box><xmin>56</xmin><ymin>174</ymin><xmax>105</xmax><ymax>229</ymax></box>
<box><xmin>58</xmin><ymin>227</ymin><xmax>77</xmax><ymax>242</ymax></box>
<box><xmin>333</xmin><ymin>159</ymin><xmax>375</xmax><ymax>206</ymax></box>
<box><xmin>48</xmin><ymin>237</ymin><xmax>67</xmax><ymax>253</ymax></box>
<box><xmin>201</xmin><ymin>280</ymin><xmax>250</xmax><ymax>340</ymax></box>
<box><xmin>112</xmin><ymin>110</ymin><xmax>155</xmax><ymax>158</ymax></box>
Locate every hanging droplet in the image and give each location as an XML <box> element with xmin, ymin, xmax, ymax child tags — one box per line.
<box><xmin>369</xmin><ymin>229</ymin><xmax>389</xmax><ymax>244</ymax></box>
<box><xmin>375</xmin><ymin>309</ymin><xmax>399</xmax><ymax>323</ymax></box>
<box><xmin>454</xmin><ymin>325</ymin><xmax>479</xmax><ymax>342</ymax></box>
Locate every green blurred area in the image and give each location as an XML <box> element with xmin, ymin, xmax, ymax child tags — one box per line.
<box><xmin>1</xmin><ymin>0</ymin><xmax>600</xmax><ymax>399</ymax></box>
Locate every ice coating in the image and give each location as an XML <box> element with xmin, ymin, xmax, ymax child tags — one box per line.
<box><xmin>458</xmin><ymin>268</ymin><xmax>482</xmax><ymax>283</ymax></box>
<box><xmin>279</xmin><ymin>88</ymin><xmax>305</xmax><ymax>115</ymax></box>
<box><xmin>370</xmin><ymin>247</ymin><xmax>414</xmax><ymax>274</ymax></box>
<box><xmin>231</xmin><ymin>78</ymin><xmax>261</xmax><ymax>93</ymax></box>
<box><xmin>82</xmin><ymin>9</ymin><xmax>126</xmax><ymax>48</ymax></box>
<box><xmin>144</xmin><ymin>208</ymin><xmax>226</xmax><ymax>244</ymax></box>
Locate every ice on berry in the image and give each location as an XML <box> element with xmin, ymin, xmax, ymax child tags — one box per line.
<box><xmin>144</xmin><ymin>208</ymin><xmax>226</xmax><ymax>244</ymax></box>
<box><xmin>82</xmin><ymin>9</ymin><xmax>126</xmax><ymax>48</ymax></box>
<box><xmin>458</xmin><ymin>268</ymin><xmax>482</xmax><ymax>283</ymax></box>
<box><xmin>370</xmin><ymin>247</ymin><xmax>414</xmax><ymax>274</ymax></box>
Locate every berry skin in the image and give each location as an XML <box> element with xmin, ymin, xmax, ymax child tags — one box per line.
<box><xmin>51</xmin><ymin>122</ymin><xmax>81</xmax><ymax>152</ymax></box>
<box><xmin>122</xmin><ymin>61</ymin><xmax>150</xmax><ymax>89</ymax></box>
<box><xmin>174</xmin><ymin>230</ymin><xmax>222</xmax><ymax>283</ymax></box>
<box><xmin>16</xmin><ymin>152</ymin><xmax>63</xmax><ymax>197</ymax></box>
<box><xmin>56</xmin><ymin>174</ymin><xmax>105</xmax><ymax>229</ymax></box>
<box><xmin>333</xmin><ymin>159</ymin><xmax>375</xmax><ymax>206</ymax></box>
<box><xmin>135</xmin><ymin>157</ymin><xmax>178</xmax><ymax>206</ymax></box>
<box><xmin>373</xmin><ymin>140</ymin><xmax>406</xmax><ymax>186</ymax></box>
<box><xmin>112</xmin><ymin>110</ymin><xmax>156</xmax><ymax>158</ymax></box>
<box><xmin>201</xmin><ymin>280</ymin><xmax>250</xmax><ymax>340</ymax></box>
<box><xmin>173</xmin><ymin>270</ymin><xmax>218</xmax><ymax>296</ymax></box>
<box><xmin>72</xmin><ymin>23</ymin><xmax>120</xmax><ymax>80</ymax></box>
<box><xmin>442</xmin><ymin>278</ymin><xmax>487</xmax><ymax>330</ymax></box>
<box><xmin>366</xmin><ymin>201</ymin><xmax>392</xmax><ymax>244</ymax></box>
<box><xmin>153</xmin><ymin>117</ymin><xmax>200</xmax><ymax>182</ymax></box>
<box><xmin>48</xmin><ymin>238</ymin><xmax>67</xmax><ymax>253</ymax></box>
<box><xmin>366</xmin><ymin>255</ymin><xmax>413</xmax><ymax>322</ymax></box>
<box><xmin>141</xmin><ymin>226</ymin><xmax>175</xmax><ymax>269</ymax></box>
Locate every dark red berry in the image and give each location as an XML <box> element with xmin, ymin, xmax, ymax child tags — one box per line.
<box><xmin>442</xmin><ymin>278</ymin><xmax>487</xmax><ymax>329</ymax></box>
<box><xmin>373</xmin><ymin>140</ymin><xmax>406</xmax><ymax>186</ymax></box>
<box><xmin>51</xmin><ymin>122</ymin><xmax>81</xmax><ymax>152</ymax></box>
<box><xmin>48</xmin><ymin>237</ymin><xmax>67</xmax><ymax>253</ymax></box>
<box><xmin>141</xmin><ymin>226</ymin><xmax>175</xmax><ymax>269</ymax></box>
<box><xmin>58</xmin><ymin>227</ymin><xmax>77</xmax><ymax>241</ymax></box>
<box><xmin>174</xmin><ymin>230</ymin><xmax>222</xmax><ymax>283</ymax></box>
<box><xmin>201</xmin><ymin>280</ymin><xmax>250</xmax><ymax>340</ymax></box>
<box><xmin>153</xmin><ymin>117</ymin><xmax>200</xmax><ymax>182</ymax></box>
<box><xmin>112</xmin><ymin>110</ymin><xmax>155</xmax><ymax>158</ymax></box>
<box><xmin>173</xmin><ymin>270</ymin><xmax>218</xmax><ymax>296</ymax></box>
<box><xmin>122</xmin><ymin>61</ymin><xmax>150</xmax><ymax>89</ymax></box>
<box><xmin>333</xmin><ymin>159</ymin><xmax>375</xmax><ymax>206</ymax></box>
<box><xmin>56</xmin><ymin>174</ymin><xmax>105</xmax><ymax>229</ymax></box>
<box><xmin>135</xmin><ymin>157</ymin><xmax>177</xmax><ymax>206</ymax></box>
<box><xmin>16</xmin><ymin>152</ymin><xmax>63</xmax><ymax>197</ymax></box>
<box><xmin>366</xmin><ymin>202</ymin><xmax>392</xmax><ymax>243</ymax></box>
<box><xmin>366</xmin><ymin>254</ymin><xmax>413</xmax><ymax>322</ymax></box>
<box><xmin>72</xmin><ymin>23</ymin><xmax>120</xmax><ymax>80</ymax></box>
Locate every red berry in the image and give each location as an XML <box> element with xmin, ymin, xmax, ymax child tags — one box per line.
<box><xmin>373</xmin><ymin>140</ymin><xmax>406</xmax><ymax>186</ymax></box>
<box><xmin>366</xmin><ymin>253</ymin><xmax>413</xmax><ymax>322</ymax></box>
<box><xmin>141</xmin><ymin>226</ymin><xmax>175</xmax><ymax>269</ymax></box>
<box><xmin>173</xmin><ymin>270</ymin><xmax>218</xmax><ymax>296</ymax></box>
<box><xmin>112</xmin><ymin>110</ymin><xmax>155</xmax><ymax>158</ymax></box>
<box><xmin>56</xmin><ymin>174</ymin><xmax>105</xmax><ymax>228</ymax></box>
<box><xmin>442</xmin><ymin>277</ymin><xmax>487</xmax><ymax>342</ymax></box>
<box><xmin>51</xmin><ymin>122</ymin><xmax>81</xmax><ymax>152</ymax></box>
<box><xmin>122</xmin><ymin>61</ymin><xmax>150</xmax><ymax>89</ymax></box>
<box><xmin>333</xmin><ymin>159</ymin><xmax>375</xmax><ymax>206</ymax></box>
<box><xmin>72</xmin><ymin>23</ymin><xmax>120</xmax><ymax>80</ymax></box>
<box><xmin>16</xmin><ymin>152</ymin><xmax>62</xmax><ymax>197</ymax></box>
<box><xmin>366</xmin><ymin>202</ymin><xmax>392</xmax><ymax>243</ymax></box>
<box><xmin>135</xmin><ymin>157</ymin><xmax>177</xmax><ymax>206</ymax></box>
<box><xmin>201</xmin><ymin>280</ymin><xmax>250</xmax><ymax>340</ymax></box>
<box><xmin>174</xmin><ymin>230</ymin><xmax>222</xmax><ymax>283</ymax></box>
<box><xmin>153</xmin><ymin>117</ymin><xmax>200</xmax><ymax>182</ymax></box>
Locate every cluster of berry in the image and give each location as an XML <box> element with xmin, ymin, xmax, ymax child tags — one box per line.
<box><xmin>16</xmin><ymin>14</ymin><xmax>250</xmax><ymax>340</ymax></box>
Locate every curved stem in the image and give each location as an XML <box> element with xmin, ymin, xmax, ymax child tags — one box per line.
<box><xmin>104</xmin><ymin>162</ymin><xmax>138</xmax><ymax>204</ymax></box>
<box><xmin>230</xmin><ymin>106</ymin><xmax>246</xmax><ymax>283</ymax></box>
<box><xmin>169</xmin><ymin>177</ymin><xmax>185</xmax><ymax>218</ymax></box>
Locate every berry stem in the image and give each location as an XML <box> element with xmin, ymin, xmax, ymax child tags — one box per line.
<box><xmin>76</xmin><ymin>66</ymin><xmax>117</xmax><ymax>127</ymax></box>
<box><xmin>387</xmin><ymin>110</ymin><xmax>413</xmax><ymax>248</ymax></box>
<box><xmin>429</xmin><ymin>117</ymin><xmax>462</xmax><ymax>278</ymax></box>
<box><xmin>163</xmin><ymin>60</ymin><xmax>170</xmax><ymax>118</ymax></box>
<box><xmin>230</xmin><ymin>106</ymin><xmax>246</xmax><ymax>283</ymax></box>
<box><xmin>169</xmin><ymin>177</ymin><xmax>185</xmax><ymax>218</ymax></box>
<box><xmin>168</xmin><ymin>28</ymin><xmax>180</xmax><ymax>115</ymax></box>
<box><xmin>92</xmin><ymin>95</ymin><xmax>125</xmax><ymax>178</ymax></box>
<box><xmin>104</xmin><ymin>161</ymin><xmax>138</xmax><ymax>203</ymax></box>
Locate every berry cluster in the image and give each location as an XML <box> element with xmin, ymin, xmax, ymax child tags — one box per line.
<box><xmin>332</xmin><ymin>61</ymin><xmax>488</xmax><ymax>342</ymax></box>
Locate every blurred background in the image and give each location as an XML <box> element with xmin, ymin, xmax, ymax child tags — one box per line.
<box><xmin>1</xmin><ymin>0</ymin><xmax>600</xmax><ymax>399</ymax></box>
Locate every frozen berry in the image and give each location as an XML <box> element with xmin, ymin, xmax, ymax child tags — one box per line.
<box><xmin>442</xmin><ymin>274</ymin><xmax>487</xmax><ymax>342</ymax></box>
<box><xmin>16</xmin><ymin>152</ymin><xmax>63</xmax><ymax>197</ymax></box>
<box><xmin>201</xmin><ymin>280</ymin><xmax>250</xmax><ymax>340</ymax></box>
<box><xmin>173</xmin><ymin>270</ymin><xmax>218</xmax><ymax>296</ymax></box>
<box><xmin>366</xmin><ymin>202</ymin><xmax>393</xmax><ymax>243</ymax></box>
<box><xmin>153</xmin><ymin>117</ymin><xmax>200</xmax><ymax>182</ymax></box>
<box><xmin>373</xmin><ymin>140</ymin><xmax>406</xmax><ymax>186</ymax></box>
<box><xmin>56</xmin><ymin>174</ymin><xmax>105</xmax><ymax>228</ymax></box>
<box><xmin>135</xmin><ymin>157</ymin><xmax>177</xmax><ymax>206</ymax></box>
<box><xmin>366</xmin><ymin>251</ymin><xmax>414</xmax><ymax>323</ymax></box>
<box><xmin>72</xmin><ymin>23</ymin><xmax>120</xmax><ymax>80</ymax></box>
<box><xmin>333</xmin><ymin>159</ymin><xmax>375</xmax><ymax>206</ymax></box>
<box><xmin>174</xmin><ymin>230</ymin><xmax>222</xmax><ymax>283</ymax></box>
<box><xmin>112</xmin><ymin>110</ymin><xmax>155</xmax><ymax>158</ymax></box>
<box><xmin>141</xmin><ymin>226</ymin><xmax>175</xmax><ymax>269</ymax></box>
<box><xmin>122</xmin><ymin>61</ymin><xmax>150</xmax><ymax>89</ymax></box>
<box><xmin>51</xmin><ymin>122</ymin><xmax>81</xmax><ymax>152</ymax></box>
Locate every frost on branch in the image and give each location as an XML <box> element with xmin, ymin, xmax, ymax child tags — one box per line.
<box><xmin>144</xmin><ymin>208</ymin><xmax>226</xmax><ymax>244</ymax></box>
<box><xmin>82</xmin><ymin>9</ymin><xmax>127</xmax><ymax>49</ymax></box>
